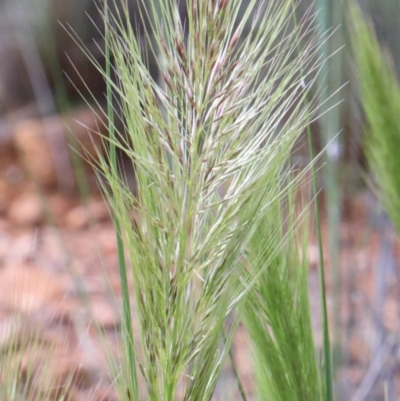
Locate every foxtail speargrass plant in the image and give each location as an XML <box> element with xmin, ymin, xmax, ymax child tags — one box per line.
<box><xmin>350</xmin><ymin>2</ymin><xmax>400</xmax><ymax>235</ymax></box>
<box><xmin>243</xmin><ymin>183</ymin><xmax>324</xmax><ymax>401</ymax></box>
<box><xmin>71</xmin><ymin>0</ymin><xmax>332</xmax><ymax>399</ymax></box>
<box><xmin>0</xmin><ymin>316</ymin><xmax>68</xmax><ymax>401</ymax></box>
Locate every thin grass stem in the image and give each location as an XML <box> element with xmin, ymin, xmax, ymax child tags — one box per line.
<box><xmin>104</xmin><ymin>0</ymin><xmax>139</xmax><ymax>397</ymax></box>
<box><xmin>290</xmin><ymin>3</ymin><xmax>333</xmax><ymax>400</ymax></box>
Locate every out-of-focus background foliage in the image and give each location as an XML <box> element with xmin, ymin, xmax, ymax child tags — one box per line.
<box><xmin>0</xmin><ymin>0</ymin><xmax>399</xmax><ymax>400</ymax></box>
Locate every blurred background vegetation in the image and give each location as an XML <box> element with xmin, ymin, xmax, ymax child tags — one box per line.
<box><xmin>0</xmin><ymin>0</ymin><xmax>400</xmax><ymax>400</ymax></box>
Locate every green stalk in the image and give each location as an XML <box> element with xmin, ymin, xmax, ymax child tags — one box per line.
<box><xmin>307</xmin><ymin>122</ymin><xmax>333</xmax><ymax>401</ymax></box>
<box><xmin>315</xmin><ymin>0</ymin><xmax>344</xmax><ymax>369</ymax></box>
<box><xmin>222</xmin><ymin>329</ymin><xmax>248</xmax><ymax>401</ymax></box>
<box><xmin>104</xmin><ymin>0</ymin><xmax>138</xmax><ymax>396</ymax></box>
<box><xmin>290</xmin><ymin>4</ymin><xmax>333</xmax><ymax>401</ymax></box>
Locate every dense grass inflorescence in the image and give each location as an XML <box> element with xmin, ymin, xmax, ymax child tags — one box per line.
<box><xmin>71</xmin><ymin>0</ymin><xmax>331</xmax><ymax>400</ymax></box>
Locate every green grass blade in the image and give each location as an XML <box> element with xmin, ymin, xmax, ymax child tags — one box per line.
<box><xmin>104</xmin><ymin>1</ymin><xmax>139</xmax><ymax>397</ymax></box>
<box><xmin>289</xmin><ymin>4</ymin><xmax>333</xmax><ymax>398</ymax></box>
<box><xmin>315</xmin><ymin>0</ymin><xmax>345</xmax><ymax>365</ymax></box>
